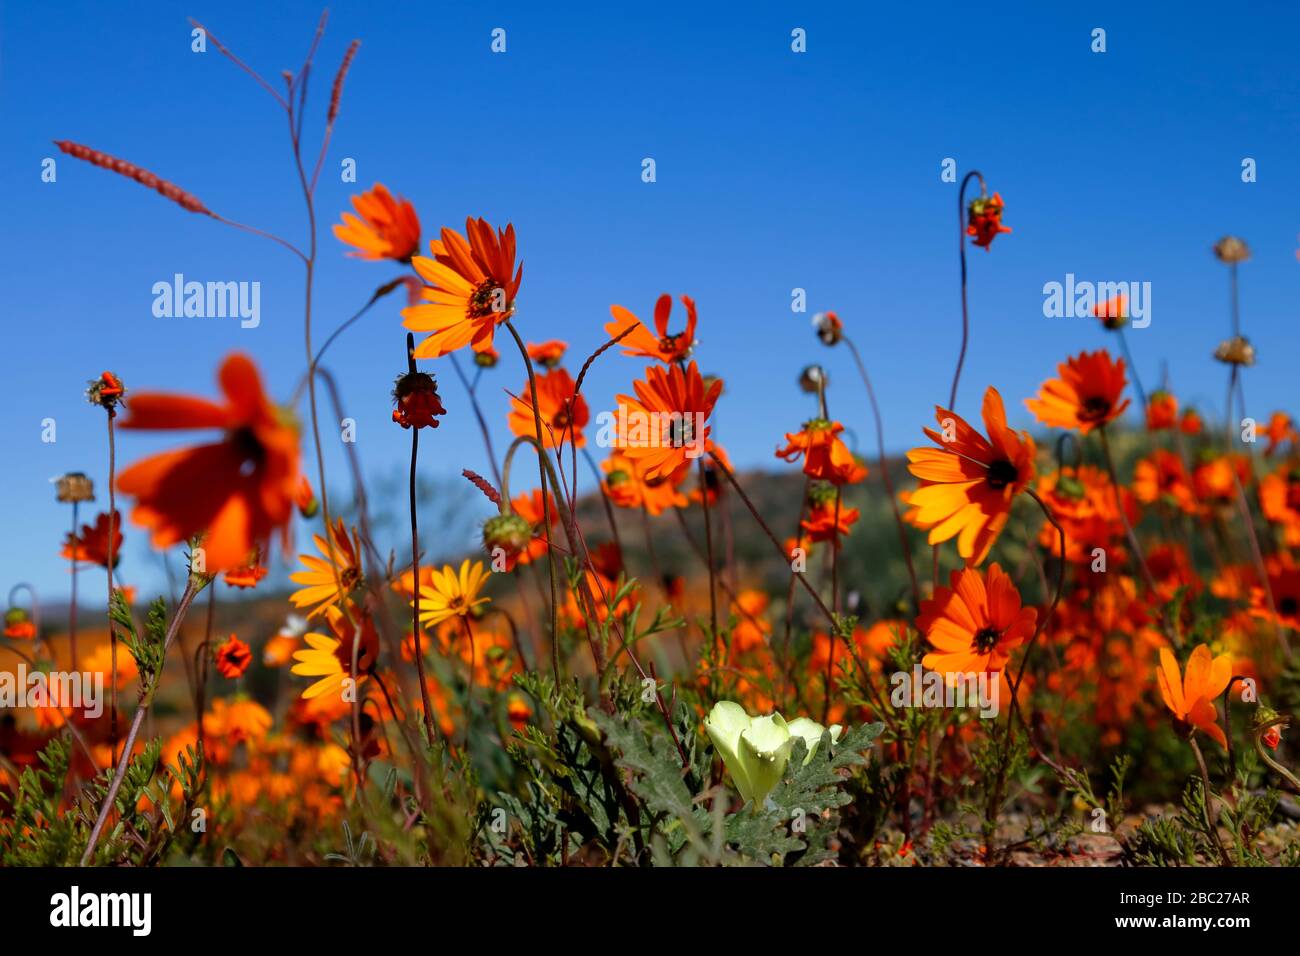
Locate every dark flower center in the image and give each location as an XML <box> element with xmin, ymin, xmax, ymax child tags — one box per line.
<box><xmin>469</xmin><ymin>280</ymin><xmax>507</xmax><ymax>318</ymax></box>
<box><xmin>1280</xmin><ymin>596</ymin><xmax>1298</xmax><ymax>618</ymax></box>
<box><xmin>972</xmin><ymin>627</ymin><xmax>1001</xmax><ymax>654</ymax></box>
<box><xmin>229</xmin><ymin>426</ymin><xmax>265</xmax><ymax>477</ymax></box>
<box><xmin>1080</xmin><ymin>395</ymin><xmax>1113</xmax><ymax>422</ymax></box>
<box><xmin>986</xmin><ymin>458</ymin><xmax>1019</xmax><ymax>491</ymax></box>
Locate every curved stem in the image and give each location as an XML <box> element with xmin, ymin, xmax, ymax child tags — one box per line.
<box><xmin>407</xmin><ymin>336</ymin><xmax>437</xmax><ymax>743</ymax></box>
<box><xmin>949</xmin><ymin>170</ymin><xmax>985</xmax><ymax>411</ymax></box>
<box><xmin>697</xmin><ymin>457</ymin><xmax>718</xmax><ymax>644</ymax></box>
<box><xmin>81</xmin><ymin>579</ymin><xmax>200</xmax><ymax>866</ymax></box>
<box><xmin>106</xmin><ymin>411</ymin><xmax>119</xmax><ymax>761</ymax></box>
<box><xmin>503</xmin><ymin>321</ymin><xmax>562</xmax><ymax>670</ymax></box>
<box><xmin>1188</xmin><ymin>734</ymin><xmax>1232</xmax><ymax>866</ymax></box>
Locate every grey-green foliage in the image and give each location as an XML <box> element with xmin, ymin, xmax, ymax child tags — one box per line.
<box><xmin>593</xmin><ymin>709</ymin><xmax>883</xmax><ymax>866</ymax></box>
<box><xmin>724</xmin><ymin>722</ymin><xmax>884</xmax><ymax>866</ymax></box>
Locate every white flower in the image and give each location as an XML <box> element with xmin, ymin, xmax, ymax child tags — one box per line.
<box><xmin>704</xmin><ymin>701</ymin><xmax>842</xmax><ymax>806</ymax></box>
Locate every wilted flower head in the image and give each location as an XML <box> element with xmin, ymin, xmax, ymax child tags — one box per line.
<box><xmin>55</xmin><ymin>472</ymin><xmax>95</xmax><ymax>504</ymax></box>
<box><xmin>704</xmin><ymin>700</ymin><xmax>841</xmax><ymax>806</ymax></box>
<box><xmin>812</xmin><ymin>311</ymin><xmax>843</xmax><ymax>346</ymax></box>
<box><xmin>1212</xmin><ymin>236</ymin><xmax>1250</xmax><ymax>265</ymax></box>
<box><xmin>86</xmin><ymin>371</ymin><xmax>126</xmax><ymax>412</ymax></box>
<box><xmin>798</xmin><ymin>364</ymin><xmax>827</xmax><ymax>394</ymax></box>
<box><xmin>1214</xmin><ymin>335</ymin><xmax>1255</xmax><ymax>367</ymax></box>
<box><xmin>392</xmin><ymin>370</ymin><xmax>447</xmax><ymax>430</ymax></box>
<box><xmin>967</xmin><ymin>192</ymin><xmax>1011</xmax><ymax>251</ymax></box>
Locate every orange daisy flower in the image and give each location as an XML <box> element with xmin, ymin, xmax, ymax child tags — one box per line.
<box><xmin>613</xmin><ymin>361</ymin><xmax>722</xmax><ymax>481</ymax></box>
<box><xmin>526</xmin><ymin>340</ymin><xmax>567</xmax><ymax>368</ymax></box>
<box><xmin>214</xmin><ymin>634</ymin><xmax>253</xmax><ymax>679</ymax></box>
<box><xmin>905</xmin><ymin>386</ymin><xmax>1036</xmax><ymax>565</ymax></box>
<box><xmin>776</xmin><ymin>419</ymin><xmax>867</xmax><ymax>485</ymax></box>
<box><xmin>1145</xmin><ymin>390</ymin><xmax>1178</xmax><ymax>431</ymax></box>
<box><xmin>332</xmin><ymin>183</ymin><xmax>420</xmax><ymax>262</ymax></box>
<box><xmin>1036</xmin><ymin>465</ymin><xmax>1133</xmax><ymax>563</ymax></box>
<box><xmin>917</xmin><ymin>563</ymin><xmax>1037</xmax><ymax>678</ymax></box>
<box><xmin>800</xmin><ymin>486</ymin><xmax>860</xmax><ymax>548</ymax></box>
<box><xmin>1133</xmin><ymin>450</ymin><xmax>1197</xmax><ymax>514</ymax></box>
<box><xmin>224</xmin><ymin>558</ymin><xmax>268</xmax><ymax>589</ymax></box>
<box><xmin>508</xmin><ymin>367</ymin><xmax>589</xmax><ymax>449</ymax></box>
<box><xmin>61</xmin><ymin>510</ymin><xmax>123</xmax><ymax>568</ymax></box>
<box><xmin>606</xmin><ymin>294</ymin><xmax>698</xmax><ymax>365</ymax></box>
<box><xmin>1025</xmin><ymin>349</ymin><xmax>1130</xmax><ymax>434</ymax></box>
<box><xmin>1180</xmin><ymin>408</ymin><xmax>1204</xmax><ymax>436</ymax></box>
<box><xmin>1250</xmin><ymin>557</ymin><xmax>1300</xmax><ymax>631</ymax></box>
<box><xmin>1093</xmin><ymin>293</ymin><xmax>1128</xmax><ymax>330</ymax></box>
<box><xmin>402</xmin><ymin>217</ymin><xmax>522</xmax><ymax>359</ymax></box>
<box><xmin>1263</xmin><ymin>412</ymin><xmax>1298</xmax><ymax>456</ymax></box>
<box><xmin>1259</xmin><ymin>464</ymin><xmax>1300</xmax><ymax>545</ymax></box>
<box><xmin>1192</xmin><ymin>453</ymin><xmax>1250</xmax><ymax>506</ymax></box>
<box><xmin>1156</xmin><ymin>643</ymin><xmax>1233</xmax><ymax>748</ymax></box>
<box><xmin>601</xmin><ymin>450</ymin><xmax>689</xmax><ymax>516</ymax></box>
<box><xmin>115</xmin><ymin>354</ymin><xmax>302</xmax><ymax>572</ymax></box>
<box><xmin>289</xmin><ymin>518</ymin><xmax>364</xmax><ymax>618</ymax></box>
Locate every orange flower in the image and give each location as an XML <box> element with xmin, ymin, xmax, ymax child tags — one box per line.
<box><xmin>1036</xmin><ymin>466</ymin><xmax>1133</xmax><ymax>563</ymax></box>
<box><xmin>295</xmin><ymin>475</ymin><xmax>318</xmax><ymax>518</ymax></box>
<box><xmin>1180</xmin><ymin>408</ymin><xmax>1204</xmax><ymax>436</ymax></box>
<box><xmin>115</xmin><ymin>354</ymin><xmax>302</xmax><ymax>572</ymax></box>
<box><xmin>4</xmin><ymin>608</ymin><xmax>35</xmax><ymax>640</ymax></box>
<box><xmin>1250</xmin><ymin>557</ymin><xmax>1300</xmax><ymax>631</ymax></box>
<box><xmin>82</xmin><ymin>639</ymin><xmax>138</xmax><ymax>689</ymax></box>
<box><xmin>508</xmin><ymin>368</ymin><xmax>589</xmax><ymax>449</ymax></box>
<box><xmin>1259</xmin><ymin>465</ymin><xmax>1300</xmax><ymax>545</ymax></box>
<box><xmin>800</xmin><ymin>486</ymin><xmax>859</xmax><ymax>547</ymax></box>
<box><xmin>601</xmin><ymin>450</ymin><xmax>689</xmax><ymax>516</ymax></box>
<box><xmin>290</xmin><ymin>518</ymin><xmax>364</xmax><ymax>618</ymax></box>
<box><xmin>966</xmin><ymin>193</ymin><xmax>1011</xmax><ymax>251</ymax></box>
<box><xmin>1093</xmin><ymin>293</ymin><xmax>1128</xmax><ymax>330</ymax></box>
<box><xmin>526</xmin><ymin>340</ymin><xmax>567</xmax><ymax>368</ymax></box>
<box><xmin>391</xmin><ymin>370</ymin><xmax>446</xmax><ymax>430</ymax></box>
<box><xmin>214</xmin><ymin>635</ymin><xmax>252</xmax><ymax>679</ymax></box>
<box><xmin>506</xmin><ymin>488</ymin><xmax>559</xmax><ymax>567</ymax></box>
<box><xmin>224</xmin><ymin>558</ymin><xmax>268</xmax><ymax>589</ymax></box>
<box><xmin>402</xmin><ymin>217</ymin><xmax>522</xmax><ymax>359</ymax></box>
<box><xmin>61</xmin><ymin>510</ymin><xmax>123</xmax><ymax>568</ymax></box>
<box><xmin>1133</xmin><ymin>450</ymin><xmax>1197</xmax><ymax>514</ymax></box>
<box><xmin>1263</xmin><ymin>412</ymin><xmax>1298</xmax><ymax>456</ymax></box>
<box><xmin>606</xmin><ymin>294</ymin><xmax>698</xmax><ymax>365</ymax></box>
<box><xmin>332</xmin><ymin>183</ymin><xmax>421</xmax><ymax>262</ymax></box>
<box><xmin>1025</xmin><ymin>350</ymin><xmax>1130</xmax><ymax>434</ymax></box>
<box><xmin>776</xmin><ymin>419</ymin><xmax>867</xmax><ymax>485</ymax></box>
<box><xmin>1192</xmin><ymin>453</ymin><xmax>1250</xmax><ymax>506</ymax></box>
<box><xmin>613</xmin><ymin>361</ymin><xmax>722</xmax><ymax>481</ymax></box>
<box><xmin>506</xmin><ymin>693</ymin><xmax>533</xmax><ymax>728</ymax></box>
<box><xmin>1156</xmin><ymin>643</ymin><xmax>1233</xmax><ymax>748</ymax></box>
<box><xmin>730</xmin><ymin>590</ymin><xmax>771</xmax><ymax>654</ymax></box>
<box><xmin>905</xmin><ymin>386</ymin><xmax>1036</xmax><ymax>565</ymax></box>
<box><xmin>1145</xmin><ymin>391</ymin><xmax>1178</xmax><ymax>431</ymax></box>
<box><xmin>917</xmin><ymin>563</ymin><xmax>1037</xmax><ymax>677</ymax></box>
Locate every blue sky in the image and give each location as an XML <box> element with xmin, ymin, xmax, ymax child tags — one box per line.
<box><xmin>3</xmin><ymin>0</ymin><xmax>1299</xmax><ymax>604</ymax></box>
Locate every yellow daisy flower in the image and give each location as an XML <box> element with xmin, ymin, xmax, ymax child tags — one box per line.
<box><xmin>289</xmin><ymin>518</ymin><xmax>363</xmax><ymax>618</ymax></box>
<box><xmin>415</xmin><ymin>559</ymin><xmax>491</xmax><ymax>627</ymax></box>
<box><xmin>290</xmin><ymin>604</ymin><xmax>376</xmax><ymax>700</ymax></box>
